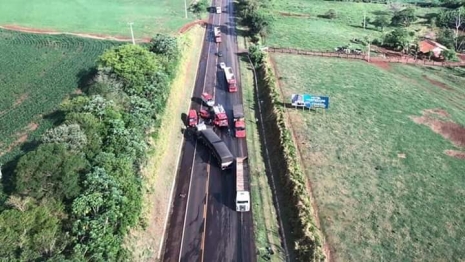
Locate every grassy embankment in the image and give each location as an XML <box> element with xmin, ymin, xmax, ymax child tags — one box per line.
<box><xmin>124</xmin><ymin>25</ymin><xmax>205</xmax><ymax>261</ymax></box>
<box><xmin>0</xmin><ymin>0</ymin><xmax>195</xmax><ymax>37</ymax></box>
<box><xmin>272</xmin><ymin>54</ymin><xmax>465</xmax><ymax>261</ymax></box>
<box><xmin>0</xmin><ymin>29</ymin><xmax>118</xmax><ymax>164</ymax></box>
<box><xmin>237</xmin><ymin>33</ymin><xmax>286</xmax><ymax>261</ymax></box>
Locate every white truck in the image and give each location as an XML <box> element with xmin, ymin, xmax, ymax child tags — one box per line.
<box><xmin>215</xmin><ymin>6</ymin><xmax>221</xmax><ymax>14</ymax></box>
<box><xmin>236</xmin><ymin>157</ymin><xmax>250</xmax><ymax>212</ymax></box>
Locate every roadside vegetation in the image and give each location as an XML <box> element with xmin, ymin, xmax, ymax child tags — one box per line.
<box><xmin>0</xmin><ymin>30</ymin><xmax>119</xmax><ymax>164</ymax></box>
<box><xmin>0</xmin><ymin>33</ymin><xmax>182</xmax><ymax>260</ymax></box>
<box><xmin>124</xmin><ymin>25</ymin><xmax>205</xmax><ymax>261</ymax></box>
<box><xmin>0</xmin><ymin>0</ymin><xmax>195</xmax><ymax>37</ymax></box>
<box><xmin>237</xmin><ymin>32</ymin><xmax>286</xmax><ymax>261</ymax></box>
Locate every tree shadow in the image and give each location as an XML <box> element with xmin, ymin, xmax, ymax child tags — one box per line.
<box><xmin>181</xmin><ymin>112</ymin><xmax>188</xmax><ymax>127</ymax></box>
<box><xmin>349</xmin><ymin>24</ymin><xmax>379</xmax><ymax>32</ymax></box>
<box><xmin>371</xmin><ymin>10</ymin><xmax>391</xmax><ymax>16</ymax></box>
<box><xmin>43</xmin><ymin>110</ymin><xmax>66</xmax><ymax>127</ymax></box>
<box><xmin>76</xmin><ymin>67</ymin><xmax>97</xmax><ymax>94</ymax></box>
<box><xmin>1</xmin><ymin>140</ymin><xmax>41</xmax><ymax>195</ymax></box>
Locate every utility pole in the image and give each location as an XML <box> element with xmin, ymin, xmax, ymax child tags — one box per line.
<box><xmin>363</xmin><ymin>11</ymin><xmax>367</xmax><ymax>29</ymax></box>
<box><xmin>128</xmin><ymin>22</ymin><xmax>135</xmax><ymax>45</ymax></box>
<box><xmin>184</xmin><ymin>0</ymin><xmax>188</xmax><ymax>19</ymax></box>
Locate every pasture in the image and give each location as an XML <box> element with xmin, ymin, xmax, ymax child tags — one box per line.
<box><xmin>271</xmin><ymin>54</ymin><xmax>465</xmax><ymax>261</ymax></box>
<box><xmin>265</xmin><ymin>0</ymin><xmax>443</xmax><ymax>50</ymax></box>
<box><xmin>0</xmin><ymin>0</ymin><xmax>193</xmax><ymax>37</ymax></box>
<box><xmin>0</xmin><ymin>29</ymin><xmax>119</xmax><ymax>163</ymax></box>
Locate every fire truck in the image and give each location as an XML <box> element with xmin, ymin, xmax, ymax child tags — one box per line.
<box><xmin>212</xmin><ymin>104</ymin><xmax>228</xmax><ymax>127</ymax></box>
<box><xmin>201</xmin><ymin>92</ymin><xmax>215</xmax><ymax>107</ymax></box>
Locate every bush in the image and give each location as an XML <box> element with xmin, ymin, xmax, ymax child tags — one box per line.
<box><xmin>442</xmin><ymin>49</ymin><xmax>459</xmax><ymax>61</ymax></box>
<box><xmin>324</xmin><ymin>9</ymin><xmax>338</xmax><ymax>19</ymax></box>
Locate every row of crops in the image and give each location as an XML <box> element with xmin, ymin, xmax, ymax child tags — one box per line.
<box><xmin>0</xmin><ymin>29</ymin><xmax>120</xmax><ymax>163</ymax></box>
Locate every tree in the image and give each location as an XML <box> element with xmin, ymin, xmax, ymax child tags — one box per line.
<box><xmin>71</xmin><ymin>167</ymin><xmax>125</xmax><ymax>261</ymax></box>
<box><xmin>42</xmin><ymin>124</ymin><xmax>88</xmax><ymax>151</ymax></box>
<box><xmin>190</xmin><ymin>0</ymin><xmax>208</xmax><ymax>16</ymax></box>
<box><xmin>391</xmin><ymin>8</ymin><xmax>417</xmax><ymax>27</ymax></box>
<box><xmin>65</xmin><ymin>112</ymin><xmax>106</xmax><ymax>158</ymax></box>
<box><xmin>149</xmin><ymin>34</ymin><xmax>179</xmax><ymax>60</ymax></box>
<box><xmin>437</xmin><ymin>7</ymin><xmax>465</xmax><ymax>50</ymax></box>
<box><xmin>248</xmin><ymin>45</ymin><xmax>265</xmax><ymax>67</ymax></box>
<box><xmin>442</xmin><ymin>49</ymin><xmax>459</xmax><ymax>61</ymax></box>
<box><xmin>372</xmin><ymin>14</ymin><xmax>390</xmax><ymax>31</ymax></box>
<box><xmin>436</xmin><ymin>28</ymin><xmax>456</xmax><ymax>49</ymax></box>
<box><xmin>383</xmin><ymin>28</ymin><xmax>414</xmax><ymax>51</ymax></box>
<box><xmin>97</xmin><ymin>45</ymin><xmax>160</xmax><ymax>94</ymax></box>
<box><xmin>15</xmin><ymin>143</ymin><xmax>89</xmax><ymax>200</ymax></box>
<box><xmin>324</xmin><ymin>9</ymin><xmax>337</xmax><ymax>19</ymax></box>
<box><xmin>0</xmin><ymin>199</ymin><xmax>70</xmax><ymax>261</ymax></box>
<box><xmin>93</xmin><ymin>152</ymin><xmax>141</xmax><ymax>230</ymax></box>
<box><xmin>248</xmin><ymin>10</ymin><xmax>274</xmax><ymax>37</ymax></box>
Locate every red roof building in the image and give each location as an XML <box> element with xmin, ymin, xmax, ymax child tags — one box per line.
<box><xmin>418</xmin><ymin>40</ymin><xmax>448</xmax><ymax>57</ymax></box>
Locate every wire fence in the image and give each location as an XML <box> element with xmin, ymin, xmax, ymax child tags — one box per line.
<box><xmin>267</xmin><ymin>47</ymin><xmax>465</xmax><ymax>67</ymax></box>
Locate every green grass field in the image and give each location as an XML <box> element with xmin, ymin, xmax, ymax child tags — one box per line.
<box><xmin>272</xmin><ymin>54</ymin><xmax>465</xmax><ymax>261</ymax></box>
<box><xmin>0</xmin><ymin>29</ymin><xmax>119</xmax><ymax>163</ymax></box>
<box><xmin>0</xmin><ymin>0</ymin><xmax>194</xmax><ymax>37</ymax></box>
<box><xmin>265</xmin><ymin>0</ymin><xmax>443</xmax><ymax>50</ymax></box>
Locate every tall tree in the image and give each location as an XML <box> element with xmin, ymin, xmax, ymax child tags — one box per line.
<box><xmin>72</xmin><ymin>167</ymin><xmax>125</xmax><ymax>261</ymax></box>
<box><xmin>0</xmin><ymin>199</ymin><xmax>70</xmax><ymax>261</ymax></box>
<box><xmin>372</xmin><ymin>14</ymin><xmax>390</xmax><ymax>31</ymax></box>
<box><xmin>15</xmin><ymin>143</ymin><xmax>88</xmax><ymax>200</ymax></box>
<box><xmin>97</xmin><ymin>45</ymin><xmax>160</xmax><ymax>95</ymax></box>
<box><xmin>391</xmin><ymin>8</ymin><xmax>417</xmax><ymax>27</ymax></box>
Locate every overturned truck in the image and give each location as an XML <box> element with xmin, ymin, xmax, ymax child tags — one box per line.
<box><xmin>197</xmin><ymin>127</ymin><xmax>234</xmax><ymax>170</ymax></box>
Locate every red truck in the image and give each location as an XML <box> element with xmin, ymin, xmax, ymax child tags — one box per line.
<box><xmin>233</xmin><ymin>105</ymin><xmax>246</xmax><ymax>138</ymax></box>
<box><xmin>214</xmin><ymin>27</ymin><xmax>221</xmax><ymax>43</ymax></box>
<box><xmin>201</xmin><ymin>92</ymin><xmax>215</xmax><ymax>107</ymax></box>
<box><xmin>223</xmin><ymin>66</ymin><xmax>237</xmax><ymax>92</ymax></box>
<box><xmin>188</xmin><ymin>109</ymin><xmax>198</xmax><ymax>127</ymax></box>
<box><xmin>212</xmin><ymin>104</ymin><xmax>228</xmax><ymax>127</ymax></box>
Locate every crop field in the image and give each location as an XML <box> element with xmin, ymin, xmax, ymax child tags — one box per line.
<box><xmin>266</xmin><ymin>0</ymin><xmax>443</xmax><ymax>50</ymax></box>
<box><xmin>0</xmin><ymin>0</ymin><xmax>194</xmax><ymax>37</ymax></box>
<box><xmin>271</xmin><ymin>54</ymin><xmax>465</xmax><ymax>261</ymax></box>
<box><xmin>0</xmin><ymin>29</ymin><xmax>119</xmax><ymax>163</ymax></box>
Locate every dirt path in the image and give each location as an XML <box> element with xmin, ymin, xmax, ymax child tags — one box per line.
<box><xmin>0</xmin><ymin>25</ymin><xmax>151</xmax><ymax>42</ymax></box>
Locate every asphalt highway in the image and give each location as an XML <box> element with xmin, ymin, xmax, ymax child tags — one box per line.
<box><xmin>162</xmin><ymin>0</ymin><xmax>256</xmax><ymax>261</ymax></box>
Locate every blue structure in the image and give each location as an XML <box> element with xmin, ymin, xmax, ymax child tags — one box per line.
<box><xmin>291</xmin><ymin>94</ymin><xmax>329</xmax><ymax>109</ymax></box>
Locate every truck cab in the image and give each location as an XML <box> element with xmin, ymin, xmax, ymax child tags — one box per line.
<box><xmin>188</xmin><ymin>109</ymin><xmax>198</xmax><ymax>127</ymax></box>
<box><xmin>235</xmin><ymin>121</ymin><xmax>246</xmax><ymax>138</ymax></box>
<box><xmin>236</xmin><ymin>191</ymin><xmax>250</xmax><ymax>212</ymax></box>
<box><xmin>201</xmin><ymin>92</ymin><xmax>215</xmax><ymax>107</ymax></box>
<box><xmin>233</xmin><ymin>104</ymin><xmax>246</xmax><ymax>138</ymax></box>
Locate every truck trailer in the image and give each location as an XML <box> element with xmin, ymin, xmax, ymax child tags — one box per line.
<box><xmin>233</xmin><ymin>104</ymin><xmax>246</xmax><ymax>138</ymax></box>
<box><xmin>198</xmin><ymin>129</ymin><xmax>234</xmax><ymax>170</ymax></box>
<box><xmin>236</xmin><ymin>157</ymin><xmax>250</xmax><ymax>212</ymax></box>
<box><xmin>223</xmin><ymin>67</ymin><xmax>237</xmax><ymax>92</ymax></box>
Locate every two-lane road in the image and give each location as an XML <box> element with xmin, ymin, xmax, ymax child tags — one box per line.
<box><xmin>162</xmin><ymin>0</ymin><xmax>256</xmax><ymax>261</ymax></box>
